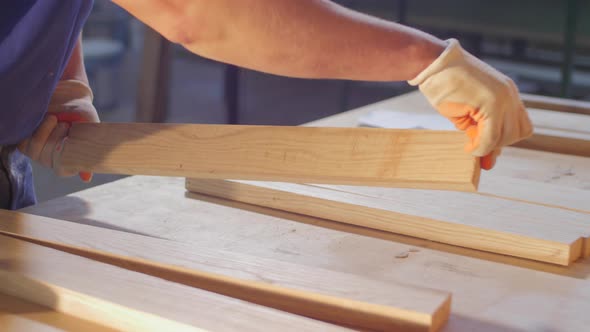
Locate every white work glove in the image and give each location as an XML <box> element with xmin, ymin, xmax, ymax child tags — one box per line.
<box><xmin>408</xmin><ymin>39</ymin><xmax>533</xmax><ymax>170</ymax></box>
<box><xmin>18</xmin><ymin>79</ymin><xmax>100</xmax><ymax>182</ymax></box>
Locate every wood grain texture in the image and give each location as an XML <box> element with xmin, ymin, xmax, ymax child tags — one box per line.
<box><xmin>0</xmin><ymin>210</ymin><xmax>452</xmax><ymax>332</ymax></box>
<box><xmin>521</xmin><ymin>93</ymin><xmax>590</xmax><ymax>116</ymax></box>
<box><xmin>186</xmin><ymin>179</ymin><xmax>589</xmax><ymax>265</ymax></box>
<box><xmin>315</xmin><ymin>183</ymin><xmax>590</xmax><ymax>260</ymax></box>
<box><xmin>60</xmin><ymin>123</ymin><xmax>480</xmax><ymax>191</ymax></box>
<box><xmin>0</xmin><ymin>234</ymin><xmax>345</xmax><ymax>332</ymax></box>
<box><xmin>479</xmin><ymin>174</ymin><xmax>590</xmax><ymax>214</ymax></box>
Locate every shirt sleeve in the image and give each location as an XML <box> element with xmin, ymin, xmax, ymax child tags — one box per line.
<box><xmin>0</xmin><ymin>0</ymin><xmax>93</xmax><ymax>145</ymax></box>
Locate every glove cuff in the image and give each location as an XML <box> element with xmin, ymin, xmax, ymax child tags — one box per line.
<box><xmin>407</xmin><ymin>38</ymin><xmax>463</xmax><ymax>86</ymax></box>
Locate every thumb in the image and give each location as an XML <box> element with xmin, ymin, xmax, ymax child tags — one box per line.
<box><xmin>465</xmin><ymin>125</ymin><xmax>497</xmax><ymax>170</ymax></box>
<box><xmin>53</xmin><ymin>111</ymin><xmax>94</xmax><ymax>182</ymax></box>
<box><xmin>437</xmin><ymin>102</ymin><xmax>481</xmax><ymax>152</ymax></box>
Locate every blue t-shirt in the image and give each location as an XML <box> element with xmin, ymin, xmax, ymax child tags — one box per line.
<box><xmin>0</xmin><ymin>0</ymin><xmax>93</xmax><ymax>209</ymax></box>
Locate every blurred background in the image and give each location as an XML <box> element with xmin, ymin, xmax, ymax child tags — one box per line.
<box><xmin>33</xmin><ymin>0</ymin><xmax>590</xmax><ymax>202</ymax></box>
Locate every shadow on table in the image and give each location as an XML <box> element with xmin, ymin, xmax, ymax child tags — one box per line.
<box><xmin>22</xmin><ymin>196</ymin><xmax>166</xmax><ymax>240</ymax></box>
<box><xmin>443</xmin><ymin>314</ymin><xmax>529</xmax><ymax>332</ymax></box>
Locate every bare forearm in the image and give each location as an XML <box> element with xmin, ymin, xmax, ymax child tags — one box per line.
<box><xmin>113</xmin><ymin>0</ymin><xmax>445</xmax><ymax>81</ymax></box>
<box><xmin>60</xmin><ymin>35</ymin><xmax>89</xmax><ymax>83</ymax></box>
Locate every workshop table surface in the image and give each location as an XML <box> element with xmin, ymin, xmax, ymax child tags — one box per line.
<box><xmin>21</xmin><ymin>91</ymin><xmax>590</xmax><ymax>331</ymax></box>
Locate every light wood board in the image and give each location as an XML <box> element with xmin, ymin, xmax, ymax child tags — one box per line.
<box><xmin>315</xmin><ymin>182</ymin><xmax>590</xmax><ymax>259</ymax></box>
<box><xmin>186</xmin><ymin>179</ymin><xmax>589</xmax><ymax>265</ymax></box>
<box><xmin>512</xmin><ymin>108</ymin><xmax>590</xmax><ymax>157</ymax></box>
<box><xmin>0</xmin><ymin>210</ymin><xmax>451</xmax><ymax>332</ymax></box>
<box><xmin>60</xmin><ymin>123</ymin><xmax>480</xmax><ymax>191</ymax></box>
<box><xmin>521</xmin><ymin>93</ymin><xmax>590</xmax><ymax>116</ymax></box>
<box><xmin>0</xmin><ymin>233</ymin><xmax>347</xmax><ymax>332</ymax></box>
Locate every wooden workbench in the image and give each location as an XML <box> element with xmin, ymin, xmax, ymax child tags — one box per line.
<box><xmin>19</xmin><ymin>91</ymin><xmax>590</xmax><ymax>331</ymax></box>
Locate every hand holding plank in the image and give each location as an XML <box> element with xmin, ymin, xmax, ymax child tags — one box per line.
<box><xmin>18</xmin><ymin>80</ymin><xmax>99</xmax><ymax>182</ymax></box>
<box><xmin>409</xmin><ymin>39</ymin><xmax>533</xmax><ymax>170</ymax></box>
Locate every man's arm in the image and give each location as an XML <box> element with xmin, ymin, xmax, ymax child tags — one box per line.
<box><xmin>112</xmin><ymin>0</ymin><xmax>533</xmax><ymax>170</ymax></box>
<box><xmin>113</xmin><ymin>0</ymin><xmax>446</xmax><ymax>81</ymax></box>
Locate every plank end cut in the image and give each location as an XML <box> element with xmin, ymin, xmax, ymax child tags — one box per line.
<box><xmin>61</xmin><ymin>123</ymin><xmax>481</xmax><ymax>191</ymax></box>
<box><xmin>567</xmin><ymin>237</ymin><xmax>586</xmax><ymax>265</ymax></box>
<box><xmin>431</xmin><ymin>295</ymin><xmax>452</xmax><ymax>332</ymax></box>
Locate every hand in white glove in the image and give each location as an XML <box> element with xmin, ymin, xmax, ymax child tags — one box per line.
<box><xmin>409</xmin><ymin>39</ymin><xmax>533</xmax><ymax>170</ymax></box>
<box><xmin>18</xmin><ymin>79</ymin><xmax>100</xmax><ymax>182</ymax></box>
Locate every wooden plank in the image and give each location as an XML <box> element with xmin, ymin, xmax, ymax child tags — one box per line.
<box><xmin>314</xmin><ymin>183</ymin><xmax>590</xmax><ymax>260</ymax></box>
<box><xmin>1</xmin><ymin>232</ymin><xmax>444</xmax><ymax>332</ymax></box>
<box><xmin>478</xmin><ymin>177</ymin><xmax>590</xmax><ymax>258</ymax></box>
<box><xmin>521</xmin><ymin>93</ymin><xmax>590</xmax><ymax>116</ymax></box>
<box><xmin>0</xmin><ymin>210</ymin><xmax>452</xmax><ymax>332</ymax></box>
<box><xmin>186</xmin><ymin>179</ymin><xmax>589</xmax><ymax>265</ymax></box>
<box><xmin>0</xmin><ymin>236</ymin><xmax>201</xmax><ymax>332</ymax></box>
<box><xmin>60</xmin><ymin>123</ymin><xmax>480</xmax><ymax>191</ymax></box>
<box><xmin>0</xmin><ymin>234</ymin><xmax>346</xmax><ymax>332</ymax></box>
<box><xmin>512</xmin><ymin>108</ymin><xmax>590</xmax><ymax>157</ymax></box>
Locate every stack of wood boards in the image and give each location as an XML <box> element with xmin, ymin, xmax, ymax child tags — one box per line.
<box><xmin>0</xmin><ymin>209</ymin><xmax>452</xmax><ymax>332</ymax></box>
<box><xmin>15</xmin><ymin>174</ymin><xmax>590</xmax><ymax>331</ymax></box>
